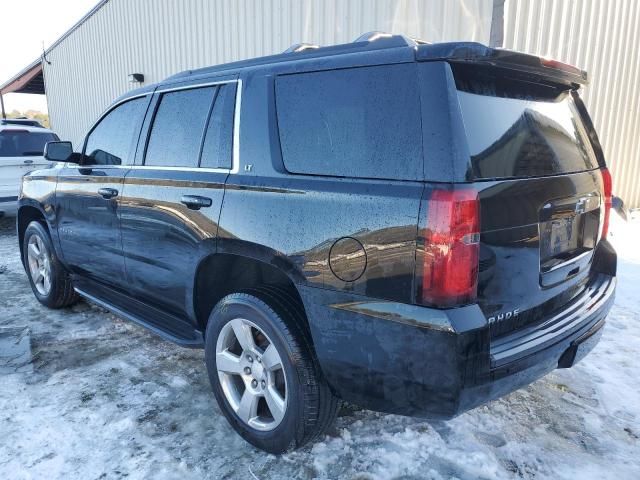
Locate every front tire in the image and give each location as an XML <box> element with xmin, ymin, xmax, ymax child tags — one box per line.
<box><xmin>23</xmin><ymin>221</ymin><xmax>78</xmax><ymax>309</ymax></box>
<box><xmin>205</xmin><ymin>291</ymin><xmax>338</xmax><ymax>453</ymax></box>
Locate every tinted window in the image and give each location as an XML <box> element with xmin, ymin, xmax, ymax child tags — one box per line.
<box><xmin>0</xmin><ymin>131</ymin><xmax>57</xmax><ymax>157</ymax></box>
<box><xmin>200</xmin><ymin>84</ymin><xmax>236</xmax><ymax>169</ymax></box>
<box><xmin>145</xmin><ymin>87</ymin><xmax>215</xmax><ymax>168</ymax></box>
<box><xmin>275</xmin><ymin>64</ymin><xmax>423</xmax><ymax>180</ymax></box>
<box><xmin>85</xmin><ymin>97</ymin><xmax>148</xmax><ymax>165</ymax></box>
<box><xmin>456</xmin><ymin>79</ymin><xmax>597</xmax><ymax>180</ymax></box>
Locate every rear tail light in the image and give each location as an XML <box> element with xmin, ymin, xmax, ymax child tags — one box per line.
<box><xmin>419</xmin><ymin>187</ymin><xmax>480</xmax><ymax>307</ymax></box>
<box><xmin>600</xmin><ymin>167</ymin><xmax>613</xmax><ymax>239</ymax></box>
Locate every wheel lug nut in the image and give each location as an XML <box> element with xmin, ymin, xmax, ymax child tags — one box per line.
<box><xmin>246</xmin><ymin>355</ymin><xmax>253</xmax><ymax>363</ymax></box>
<box><xmin>261</xmin><ymin>380</ymin><xmax>266</xmax><ymax>389</ymax></box>
<box><xmin>251</xmin><ymin>379</ymin><xmax>258</xmax><ymax>388</ymax></box>
<box><xmin>244</xmin><ymin>367</ymin><xmax>251</xmax><ymax>375</ymax></box>
<box><xmin>256</xmin><ymin>357</ymin><xmax>261</xmax><ymax>363</ymax></box>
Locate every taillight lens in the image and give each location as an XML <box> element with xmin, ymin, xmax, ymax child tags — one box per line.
<box><xmin>420</xmin><ymin>187</ymin><xmax>480</xmax><ymax>307</ymax></box>
<box><xmin>540</xmin><ymin>57</ymin><xmax>584</xmax><ymax>77</ymax></box>
<box><xmin>601</xmin><ymin>167</ymin><xmax>613</xmax><ymax>239</ymax></box>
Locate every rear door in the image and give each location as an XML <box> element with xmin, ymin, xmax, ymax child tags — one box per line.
<box><xmin>119</xmin><ymin>79</ymin><xmax>237</xmax><ymax>322</ymax></box>
<box><xmin>450</xmin><ymin>66</ymin><xmax>606</xmax><ymax>338</ymax></box>
<box><xmin>0</xmin><ymin>129</ymin><xmax>56</xmax><ymax>203</ymax></box>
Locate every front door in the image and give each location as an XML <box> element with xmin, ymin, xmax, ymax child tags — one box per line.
<box><xmin>55</xmin><ymin>95</ymin><xmax>151</xmax><ymax>288</ymax></box>
<box><xmin>120</xmin><ymin>80</ymin><xmax>237</xmax><ymax>320</ymax></box>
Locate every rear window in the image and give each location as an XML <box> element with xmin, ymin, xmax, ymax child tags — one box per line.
<box><xmin>145</xmin><ymin>87</ymin><xmax>216</xmax><ymax>168</ymax></box>
<box><xmin>200</xmin><ymin>83</ymin><xmax>236</xmax><ymax>170</ymax></box>
<box><xmin>455</xmin><ymin>75</ymin><xmax>597</xmax><ymax>180</ymax></box>
<box><xmin>275</xmin><ymin>64</ymin><xmax>423</xmax><ymax>180</ymax></box>
<box><xmin>0</xmin><ymin>131</ymin><xmax>58</xmax><ymax>157</ymax></box>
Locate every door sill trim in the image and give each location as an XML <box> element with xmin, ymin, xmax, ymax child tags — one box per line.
<box><xmin>74</xmin><ymin>285</ymin><xmax>204</xmax><ymax>348</ymax></box>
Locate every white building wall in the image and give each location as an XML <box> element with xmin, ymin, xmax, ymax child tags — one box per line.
<box><xmin>503</xmin><ymin>0</ymin><xmax>640</xmax><ymax>208</ymax></box>
<box><xmin>43</xmin><ymin>0</ymin><xmax>493</xmax><ymax>148</ymax></box>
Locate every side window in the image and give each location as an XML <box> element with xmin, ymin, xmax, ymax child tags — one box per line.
<box><xmin>144</xmin><ymin>86</ymin><xmax>215</xmax><ymax>167</ymax></box>
<box><xmin>85</xmin><ymin>96</ymin><xmax>148</xmax><ymax>166</ymax></box>
<box><xmin>200</xmin><ymin>83</ymin><xmax>236</xmax><ymax>169</ymax></box>
<box><xmin>275</xmin><ymin>64</ymin><xmax>423</xmax><ymax>180</ymax></box>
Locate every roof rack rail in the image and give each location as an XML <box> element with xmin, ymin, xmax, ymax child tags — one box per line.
<box><xmin>353</xmin><ymin>31</ymin><xmax>416</xmax><ymax>48</ymax></box>
<box><xmin>283</xmin><ymin>43</ymin><xmax>320</xmax><ymax>53</ymax></box>
<box><xmin>410</xmin><ymin>37</ymin><xmax>430</xmax><ymax>45</ymax></box>
<box><xmin>355</xmin><ymin>31</ymin><xmax>393</xmax><ymax>42</ymax></box>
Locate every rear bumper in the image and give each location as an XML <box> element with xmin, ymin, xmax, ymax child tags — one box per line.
<box><xmin>301</xmin><ymin>272</ymin><xmax>615</xmax><ymax>419</ymax></box>
<box><xmin>459</xmin><ymin>274</ymin><xmax>614</xmax><ymax>413</ymax></box>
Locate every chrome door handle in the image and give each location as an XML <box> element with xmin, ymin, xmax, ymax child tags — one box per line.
<box><xmin>180</xmin><ymin>195</ymin><xmax>212</xmax><ymax>210</ymax></box>
<box><xmin>98</xmin><ymin>188</ymin><xmax>118</xmax><ymax>199</ymax></box>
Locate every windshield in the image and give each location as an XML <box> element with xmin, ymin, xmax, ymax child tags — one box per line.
<box><xmin>0</xmin><ymin>130</ymin><xmax>58</xmax><ymax>157</ymax></box>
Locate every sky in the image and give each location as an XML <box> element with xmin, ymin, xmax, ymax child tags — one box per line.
<box><xmin>1</xmin><ymin>0</ymin><xmax>98</xmax><ymax>113</ymax></box>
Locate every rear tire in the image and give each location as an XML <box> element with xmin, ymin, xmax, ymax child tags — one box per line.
<box><xmin>204</xmin><ymin>291</ymin><xmax>338</xmax><ymax>453</ymax></box>
<box><xmin>23</xmin><ymin>221</ymin><xmax>78</xmax><ymax>309</ymax></box>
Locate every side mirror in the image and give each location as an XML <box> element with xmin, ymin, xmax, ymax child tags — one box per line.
<box><xmin>44</xmin><ymin>141</ymin><xmax>75</xmax><ymax>163</ymax></box>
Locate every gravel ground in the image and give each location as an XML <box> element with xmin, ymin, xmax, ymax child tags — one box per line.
<box><xmin>0</xmin><ymin>214</ymin><xmax>639</xmax><ymax>480</ymax></box>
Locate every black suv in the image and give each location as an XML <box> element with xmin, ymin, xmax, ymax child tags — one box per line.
<box><xmin>18</xmin><ymin>34</ymin><xmax>616</xmax><ymax>453</ymax></box>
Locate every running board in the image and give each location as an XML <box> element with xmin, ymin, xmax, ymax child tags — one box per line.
<box><xmin>73</xmin><ymin>278</ymin><xmax>204</xmax><ymax>348</ymax></box>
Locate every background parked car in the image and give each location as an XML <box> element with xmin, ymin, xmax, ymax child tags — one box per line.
<box><xmin>0</xmin><ymin>124</ymin><xmax>58</xmax><ymax>216</ymax></box>
<box><xmin>0</xmin><ymin>118</ymin><xmax>45</xmax><ymax>128</ymax></box>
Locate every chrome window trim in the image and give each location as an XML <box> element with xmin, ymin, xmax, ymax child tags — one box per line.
<box><xmin>75</xmin><ymin>78</ymin><xmax>242</xmax><ymax>174</ymax></box>
<box><xmin>231</xmin><ymin>78</ymin><xmax>242</xmax><ymax>174</ymax></box>
<box><xmin>128</xmin><ymin>166</ymin><xmax>231</xmax><ymax>173</ymax></box>
<box><xmin>155</xmin><ymin>78</ymin><xmax>237</xmax><ymax>94</ymax></box>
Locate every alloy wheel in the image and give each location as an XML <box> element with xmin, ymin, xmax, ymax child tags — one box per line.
<box><xmin>215</xmin><ymin>318</ymin><xmax>288</xmax><ymax>431</ymax></box>
<box><xmin>27</xmin><ymin>234</ymin><xmax>52</xmax><ymax>296</ymax></box>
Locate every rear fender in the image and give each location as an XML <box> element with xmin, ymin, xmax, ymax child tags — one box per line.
<box><xmin>216</xmin><ymin>237</ymin><xmax>309</xmax><ymax>285</ymax></box>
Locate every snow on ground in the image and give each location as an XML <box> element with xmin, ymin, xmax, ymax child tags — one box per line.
<box><xmin>0</xmin><ymin>213</ymin><xmax>639</xmax><ymax>480</ymax></box>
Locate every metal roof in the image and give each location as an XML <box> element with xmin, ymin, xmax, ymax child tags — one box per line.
<box><xmin>0</xmin><ymin>59</ymin><xmax>44</xmax><ymax>95</ymax></box>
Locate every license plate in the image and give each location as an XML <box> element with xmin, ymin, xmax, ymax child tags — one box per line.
<box><xmin>549</xmin><ymin>217</ymin><xmax>575</xmax><ymax>256</ymax></box>
<box><xmin>540</xmin><ymin>216</ymin><xmax>579</xmax><ymax>265</ymax></box>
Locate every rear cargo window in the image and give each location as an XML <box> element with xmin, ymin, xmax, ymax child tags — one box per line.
<box><xmin>275</xmin><ymin>64</ymin><xmax>423</xmax><ymax>180</ymax></box>
<box><xmin>456</xmin><ymin>77</ymin><xmax>597</xmax><ymax>180</ymax></box>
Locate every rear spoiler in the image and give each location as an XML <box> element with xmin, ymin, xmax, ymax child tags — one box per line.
<box><xmin>416</xmin><ymin>42</ymin><xmax>588</xmax><ymax>89</ymax></box>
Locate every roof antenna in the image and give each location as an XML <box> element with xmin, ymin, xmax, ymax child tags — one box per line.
<box><xmin>42</xmin><ymin>41</ymin><xmax>51</xmax><ymax>65</ymax></box>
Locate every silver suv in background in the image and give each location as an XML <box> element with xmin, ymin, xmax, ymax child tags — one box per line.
<box><xmin>0</xmin><ymin>124</ymin><xmax>57</xmax><ymax>216</ymax></box>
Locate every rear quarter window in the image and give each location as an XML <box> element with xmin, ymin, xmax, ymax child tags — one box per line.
<box><xmin>275</xmin><ymin>64</ymin><xmax>424</xmax><ymax>181</ymax></box>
